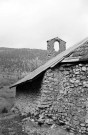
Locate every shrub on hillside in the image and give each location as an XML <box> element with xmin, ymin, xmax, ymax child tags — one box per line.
<box><xmin>0</xmin><ymin>97</ymin><xmax>12</xmax><ymax>114</ymax></box>
<box><xmin>1</xmin><ymin>107</ymin><xmax>8</xmax><ymax>113</ymax></box>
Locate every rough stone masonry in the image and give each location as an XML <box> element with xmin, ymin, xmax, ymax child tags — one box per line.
<box><xmin>13</xmin><ymin>38</ymin><xmax>88</xmax><ymax>134</ymax></box>
<box><xmin>15</xmin><ymin>61</ymin><xmax>88</xmax><ymax>134</ymax></box>
<box><xmin>40</xmin><ymin>62</ymin><xmax>88</xmax><ymax>133</ymax></box>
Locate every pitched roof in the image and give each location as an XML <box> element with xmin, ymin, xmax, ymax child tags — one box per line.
<box><xmin>10</xmin><ymin>37</ymin><xmax>88</xmax><ymax>88</ymax></box>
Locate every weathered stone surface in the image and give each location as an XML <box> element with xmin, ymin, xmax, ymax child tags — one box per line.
<box><xmin>14</xmin><ymin>62</ymin><xmax>88</xmax><ymax>134</ymax></box>
<box><xmin>45</xmin><ymin>118</ymin><xmax>53</xmax><ymax>125</ymax></box>
<box><xmin>82</xmin><ymin>67</ymin><xmax>86</xmax><ymax>71</ymax></box>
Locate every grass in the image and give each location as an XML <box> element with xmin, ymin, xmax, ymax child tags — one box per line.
<box><xmin>0</xmin><ymin>86</ymin><xmax>15</xmax><ymax>98</ymax></box>
<box><xmin>0</xmin><ymin>114</ymin><xmax>71</xmax><ymax>135</ymax></box>
<box><xmin>0</xmin><ymin>86</ymin><xmax>15</xmax><ymax>114</ymax></box>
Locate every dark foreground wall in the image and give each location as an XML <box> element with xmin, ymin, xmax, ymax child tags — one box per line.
<box><xmin>15</xmin><ymin>74</ymin><xmax>44</xmax><ymax>114</ymax></box>
<box><xmin>15</xmin><ymin>62</ymin><xmax>88</xmax><ymax>133</ymax></box>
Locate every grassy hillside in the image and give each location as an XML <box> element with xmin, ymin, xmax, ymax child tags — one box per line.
<box><xmin>0</xmin><ymin>47</ymin><xmax>47</xmax><ymax>87</ymax></box>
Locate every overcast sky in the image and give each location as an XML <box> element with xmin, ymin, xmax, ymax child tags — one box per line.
<box><xmin>0</xmin><ymin>0</ymin><xmax>88</xmax><ymax>50</ymax></box>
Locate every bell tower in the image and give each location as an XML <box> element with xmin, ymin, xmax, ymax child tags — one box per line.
<box><xmin>47</xmin><ymin>37</ymin><xmax>66</xmax><ymax>59</ymax></box>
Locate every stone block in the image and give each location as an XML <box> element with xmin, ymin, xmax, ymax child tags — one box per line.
<box><xmin>70</xmin><ymin>79</ymin><xmax>75</xmax><ymax>83</ymax></box>
<box><xmin>45</xmin><ymin>118</ymin><xmax>53</xmax><ymax>125</ymax></box>
<box><xmin>79</xmin><ymin>64</ymin><xmax>83</xmax><ymax>67</ymax></box>
<box><xmin>82</xmin><ymin>67</ymin><xmax>86</xmax><ymax>71</ymax></box>
<box><xmin>75</xmin><ymin>71</ymin><xmax>79</xmax><ymax>74</ymax></box>
<box><xmin>80</xmin><ymin>123</ymin><xmax>85</xmax><ymax>127</ymax></box>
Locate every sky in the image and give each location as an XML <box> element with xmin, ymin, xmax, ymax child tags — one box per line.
<box><xmin>0</xmin><ymin>0</ymin><xmax>88</xmax><ymax>50</ymax></box>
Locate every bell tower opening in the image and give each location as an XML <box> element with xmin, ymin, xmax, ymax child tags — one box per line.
<box><xmin>54</xmin><ymin>41</ymin><xmax>60</xmax><ymax>52</ymax></box>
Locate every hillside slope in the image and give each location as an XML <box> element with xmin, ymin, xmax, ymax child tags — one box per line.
<box><xmin>0</xmin><ymin>47</ymin><xmax>47</xmax><ymax>87</ymax></box>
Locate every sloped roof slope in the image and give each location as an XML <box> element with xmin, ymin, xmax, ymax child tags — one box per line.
<box><xmin>68</xmin><ymin>40</ymin><xmax>88</xmax><ymax>60</ymax></box>
<box><xmin>10</xmin><ymin>37</ymin><xmax>88</xmax><ymax>88</ymax></box>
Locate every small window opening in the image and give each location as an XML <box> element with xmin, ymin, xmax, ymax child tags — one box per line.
<box><xmin>54</xmin><ymin>41</ymin><xmax>59</xmax><ymax>52</ymax></box>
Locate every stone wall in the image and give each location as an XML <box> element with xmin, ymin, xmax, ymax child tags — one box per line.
<box><xmin>39</xmin><ymin>62</ymin><xmax>88</xmax><ymax>133</ymax></box>
<box><xmin>15</xmin><ymin>62</ymin><xmax>88</xmax><ymax>133</ymax></box>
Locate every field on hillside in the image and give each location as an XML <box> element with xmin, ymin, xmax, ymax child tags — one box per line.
<box><xmin>0</xmin><ymin>47</ymin><xmax>47</xmax><ymax>87</ymax></box>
